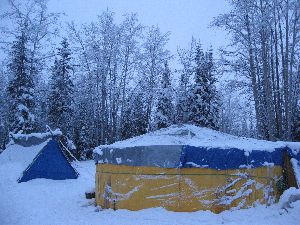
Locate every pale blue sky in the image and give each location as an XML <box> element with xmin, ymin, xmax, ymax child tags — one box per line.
<box><xmin>47</xmin><ymin>0</ymin><xmax>230</xmax><ymax>53</ymax></box>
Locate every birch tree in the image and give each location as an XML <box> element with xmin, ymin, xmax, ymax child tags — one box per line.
<box><xmin>213</xmin><ymin>0</ymin><xmax>300</xmax><ymax>140</ymax></box>
<box><xmin>140</xmin><ymin>26</ymin><xmax>171</xmax><ymax>130</ymax></box>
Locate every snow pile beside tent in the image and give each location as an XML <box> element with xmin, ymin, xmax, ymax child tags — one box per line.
<box><xmin>95</xmin><ymin>124</ymin><xmax>300</xmax><ymax>153</ymax></box>
<box><xmin>279</xmin><ymin>187</ymin><xmax>300</xmax><ymax>210</ymax></box>
<box><xmin>0</xmin><ymin>141</ymin><xmax>48</xmax><ymax>182</ymax></box>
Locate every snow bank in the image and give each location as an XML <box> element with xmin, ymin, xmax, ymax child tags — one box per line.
<box><xmin>95</xmin><ymin>124</ymin><xmax>300</xmax><ymax>153</ymax></box>
<box><xmin>279</xmin><ymin>187</ymin><xmax>300</xmax><ymax>209</ymax></box>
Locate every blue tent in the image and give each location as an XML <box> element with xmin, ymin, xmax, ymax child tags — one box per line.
<box><xmin>18</xmin><ymin>139</ymin><xmax>79</xmax><ymax>183</ymax></box>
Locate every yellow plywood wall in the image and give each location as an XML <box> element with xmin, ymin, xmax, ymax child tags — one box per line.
<box><xmin>95</xmin><ymin>164</ymin><xmax>283</xmax><ymax>213</ymax></box>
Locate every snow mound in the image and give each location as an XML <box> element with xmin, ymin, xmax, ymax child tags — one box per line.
<box><xmin>95</xmin><ymin>124</ymin><xmax>300</xmax><ymax>152</ymax></box>
<box><xmin>279</xmin><ymin>187</ymin><xmax>300</xmax><ymax>209</ymax></box>
<box><xmin>0</xmin><ymin>141</ymin><xmax>49</xmax><ymax>182</ymax></box>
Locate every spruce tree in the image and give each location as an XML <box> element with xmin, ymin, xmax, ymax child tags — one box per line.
<box><xmin>121</xmin><ymin>93</ymin><xmax>147</xmax><ymax>139</ymax></box>
<box><xmin>175</xmin><ymin>40</ymin><xmax>196</xmax><ymax>124</ymax></box>
<box><xmin>206</xmin><ymin>47</ymin><xmax>220</xmax><ymax>129</ymax></box>
<box><xmin>175</xmin><ymin>74</ymin><xmax>191</xmax><ymax>124</ymax></box>
<box><xmin>7</xmin><ymin>34</ymin><xmax>35</xmax><ymax>134</ymax></box>
<box><xmin>189</xmin><ymin>44</ymin><xmax>219</xmax><ymax>129</ymax></box>
<box><xmin>48</xmin><ymin>38</ymin><xmax>74</xmax><ymax>136</ymax></box>
<box><xmin>120</xmin><ymin>100</ymin><xmax>134</xmax><ymax>140</ymax></box>
<box><xmin>73</xmin><ymin>101</ymin><xmax>94</xmax><ymax>159</ymax></box>
<box><xmin>155</xmin><ymin>61</ymin><xmax>174</xmax><ymax>129</ymax></box>
<box><xmin>131</xmin><ymin>93</ymin><xmax>147</xmax><ymax>136</ymax></box>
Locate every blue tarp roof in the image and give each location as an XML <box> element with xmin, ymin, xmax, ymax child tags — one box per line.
<box><xmin>18</xmin><ymin>139</ymin><xmax>78</xmax><ymax>183</ymax></box>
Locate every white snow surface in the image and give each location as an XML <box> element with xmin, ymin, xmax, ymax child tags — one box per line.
<box><xmin>1</xmin><ymin>158</ymin><xmax>300</xmax><ymax>225</ymax></box>
<box><xmin>279</xmin><ymin>187</ymin><xmax>300</xmax><ymax>209</ymax></box>
<box><xmin>95</xmin><ymin>124</ymin><xmax>300</xmax><ymax>153</ymax></box>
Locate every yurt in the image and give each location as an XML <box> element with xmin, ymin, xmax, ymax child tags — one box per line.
<box><xmin>93</xmin><ymin>125</ymin><xmax>300</xmax><ymax>213</ymax></box>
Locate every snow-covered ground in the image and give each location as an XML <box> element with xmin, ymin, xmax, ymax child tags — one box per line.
<box><xmin>1</xmin><ymin>159</ymin><xmax>300</xmax><ymax>225</ymax></box>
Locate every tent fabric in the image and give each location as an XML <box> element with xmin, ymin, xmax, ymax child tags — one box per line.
<box><xmin>94</xmin><ymin>145</ymin><xmax>300</xmax><ymax>170</ymax></box>
<box><xmin>18</xmin><ymin>139</ymin><xmax>78</xmax><ymax>183</ymax></box>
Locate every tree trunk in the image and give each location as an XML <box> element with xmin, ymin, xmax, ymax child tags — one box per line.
<box><xmin>245</xmin><ymin>13</ymin><xmax>265</xmax><ymax>139</ymax></box>
<box><xmin>273</xmin><ymin>4</ymin><xmax>283</xmax><ymax>138</ymax></box>
<box><xmin>283</xmin><ymin>0</ymin><xmax>291</xmax><ymax>140</ymax></box>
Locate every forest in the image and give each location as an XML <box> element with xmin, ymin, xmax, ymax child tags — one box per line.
<box><xmin>0</xmin><ymin>0</ymin><xmax>299</xmax><ymax>159</ymax></box>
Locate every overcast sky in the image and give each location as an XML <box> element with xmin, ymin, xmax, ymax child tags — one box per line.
<box><xmin>0</xmin><ymin>0</ymin><xmax>230</xmax><ymax>62</ymax></box>
<box><xmin>48</xmin><ymin>0</ymin><xmax>230</xmax><ymax>53</ymax></box>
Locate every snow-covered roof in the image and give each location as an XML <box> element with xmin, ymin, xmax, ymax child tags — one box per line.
<box><xmin>95</xmin><ymin>124</ymin><xmax>300</xmax><ymax>153</ymax></box>
<box><xmin>10</xmin><ymin>129</ymin><xmax>62</xmax><ymax>147</ymax></box>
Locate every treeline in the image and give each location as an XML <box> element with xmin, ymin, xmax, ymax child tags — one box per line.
<box><xmin>213</xmin><ymin>0</ymin><xmax>300</xmax><ymax>141</ymax></box>
<box><xmin>0</xmin><ymin>0</ymin><xmax>219</xmax><ymax>158</ymax></box>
